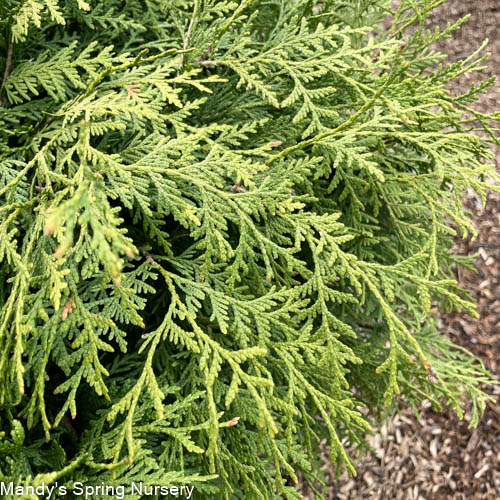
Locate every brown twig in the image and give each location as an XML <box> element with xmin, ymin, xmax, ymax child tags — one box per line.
<box><xmin>198</xmin><ymin>59</ymin><xmax>218</xmax><ymax>67</ymax></box>
<box><xmin>145</xmin><ymin>252</ymin><xmax>159</xmax><ymax>266</ymax></box>
<box><xmin>230</xmin><ymin>183</ymin><xmax>246</xmax><ymax>193</ymax></box>
<box><xmin>0</xmin><ymin>43</ymin><xmax>13</xmax><ymax>107</ymax></box>
<box><xmin>179</xmin><ymin>1</ymin><xmax>199</xmax><ymax>70</ymax></box>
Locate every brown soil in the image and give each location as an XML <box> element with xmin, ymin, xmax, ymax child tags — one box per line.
<box><xmin>300</xmin><ymin>1</ymin><xmax>499</xmax><ymax>498</ymax></box>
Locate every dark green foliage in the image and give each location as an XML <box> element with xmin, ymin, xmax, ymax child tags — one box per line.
<box><xmin>0</xmin><ymin>0</ymin><xmax>498</xmax><ymax>498</ymax></box>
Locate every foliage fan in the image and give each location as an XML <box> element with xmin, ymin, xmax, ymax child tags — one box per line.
<box><xmin>0</xmin><ymin>0</ymin><xmax>499</xmax><ymax>498</ymax></box>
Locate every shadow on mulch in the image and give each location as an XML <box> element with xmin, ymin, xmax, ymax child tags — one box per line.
<box><xmin>300</xmin><ymin>1</ymin><xmax>499</xmax><ymax>498</ymax></box>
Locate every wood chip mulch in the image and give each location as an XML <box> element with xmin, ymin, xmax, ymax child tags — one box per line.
<box><xmin>300</xmin><ymin>1</ymin><xmax>499</xmax><ymax>498</ymax></box>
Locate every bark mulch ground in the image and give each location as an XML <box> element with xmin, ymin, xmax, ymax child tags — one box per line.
<box><xmin>300</xmin><ymin>1</ymin><xmax>499</xmax><ymax>498</ymax></box>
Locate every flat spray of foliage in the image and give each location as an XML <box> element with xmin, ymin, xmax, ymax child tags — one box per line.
<box><xmin>0</xmin><ymin>0</ymin><xmax>498</xmax><ymax>498</ymax></box>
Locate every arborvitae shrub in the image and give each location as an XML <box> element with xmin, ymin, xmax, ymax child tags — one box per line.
<box><xmin>0</xmin><ymin>0</ymin><xmax>498</xmax><ymax>498</ymax></box>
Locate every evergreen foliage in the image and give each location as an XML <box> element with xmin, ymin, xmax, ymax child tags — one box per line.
<box><xmin>0</xmin><ymin>0</ymin><xmax>498</xmax><ymax>498</ymax></box>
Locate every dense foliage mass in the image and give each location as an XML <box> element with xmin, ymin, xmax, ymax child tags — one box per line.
<box><xmin>0</xmin><ymin>0</ymin><xmax>498</xmax><ymax>498</ymax></box>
